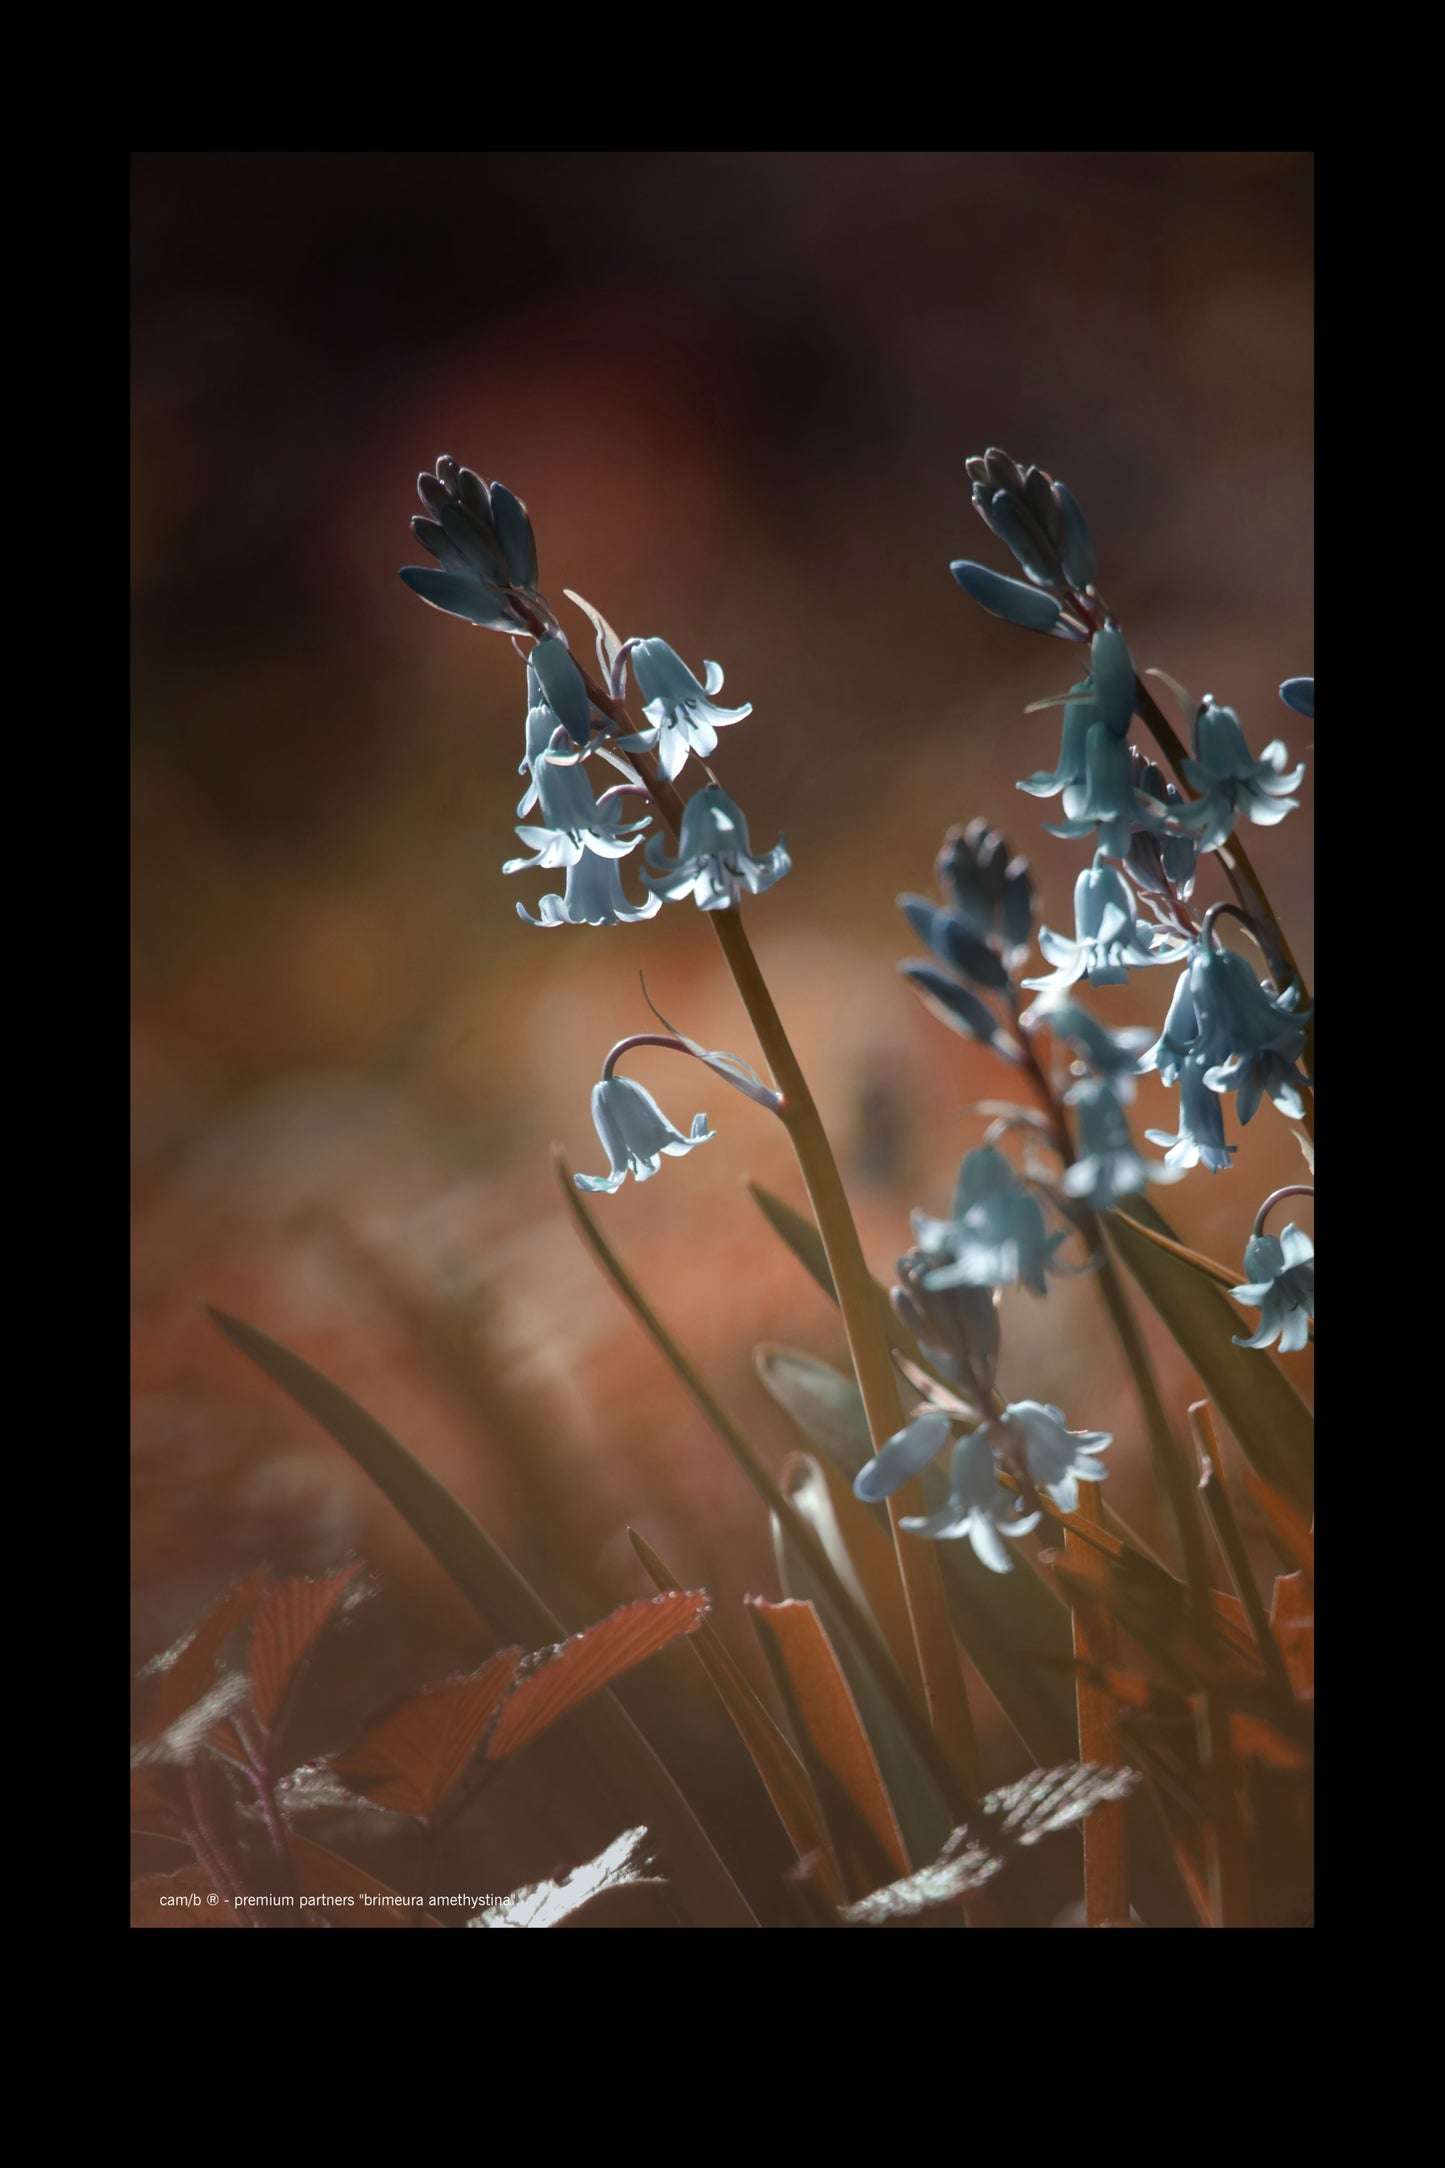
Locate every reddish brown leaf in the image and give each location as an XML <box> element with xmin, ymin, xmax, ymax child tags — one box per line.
<box><xmin>629</xmin><ymin>1529</ymin><xmax>844</xmax><ymax>1905</ymax></box>
<box><xmin>248</xmin><ymin>1564</ymin><xmax>362</xmax><ymax>1736</ymax></box>
<box><xmin>130</xmin><ymin>1865</ymin><xmax>240</xmax><ymax>1928</ymax></box>
<box><xmin>487</xmin><ymin>1592</ymin><xmax>709</xmax><ymax>1761</ymax></box>
<box><xmin>290</xmin><ymin>1833</ymin><xmax>446</xmax><ymax>1927</ymax></box>
<box><xmin>332</xmin><ymin>1650</ymin><xmax>523</xmax><ymax>1817</ymax></box>
<box><xmin>747</xmin><ymin>1597</ymin><xmax>909</xmax><ymax>1882</ymax></box>
<box><xmin>140</xmin><ymin>1567</ymin><xmax>269</xmax><ymax>1742</ymax></box>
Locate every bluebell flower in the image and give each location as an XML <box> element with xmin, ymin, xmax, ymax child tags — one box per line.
<box><xmin>1039</xmin><ymin>724</ymin><xmax>1171</xmax><ymax>860</ymax></box>
<box><xmin>504</xmin><ymin>747</ymin><xmax>650</xmax><ymax>873</ymax></box>
<box><xmin>1232</xmin><ymin>1225</ymin><xmax>1314</xmax><ymax>1353</ymax></box>
<box><xmin>1124</xmin><ymin>754</ymin><xmax>1197</xmax><ymax>900</ymax></box>
<box><xmin>1061</xmin><ymin>1078</ymin><xmax>1181</xmax><ymax>1208</ymax></box>
<box><xmin>892</xmin><ymin>1251</ymin><xmax>1001</xmax><ymax>1399</ymax></box>
<box><xmin>1018</xmin><ymin>682</ymin><xmax>1095</xmax><ymax>800</ymax></box>
<box><xmin>517</xmin><ymin>851</ymin><xmax>662</xmax><ymax>928</ymax></box>
<box><xmin>614</xmin><ymin>639</ymin><xmax>751</xmax><ymax>782</ymax></box>
<box><xmin>853</xmin><ymin>1411</ymin><xmax>953</xmax><ymax>1504</ymax></box>
<box><xmin>642</xmin><ymin>784</ymin><xmax>789</xmax><ymax>911</ymax></box>
<box><xmin>1140</xmin><ymin>961</ymin><xmax>1201</xmax><ymax>1087</ymax></box>
<box><xmin>1145</xmin><ymin>1054</ymin><xmax>1236</xmax><ymax>1173</ymax></box>
<box><xmin>1021</xmin><ymin>994</ymin><xmax>1152</xmax><ymax>1100</ymax></box>
<box><xmin>1180</xmin><ymin>699</ymin><xmax>1304</xmax><ymax>851</ymax></box>
<box><xmin>1279</xmin><ymin>678</ymin><xmax>1314</xmax><ymax>720</ymax></box>
<box><xmin>898</xmin><ymin>1429</ymin><xmax>1041</xmax><ymax>1574</ymax></box>
<box><xmin>990</xmin><ymin>1400</ymin><xmax>1111</xmax><ymax>1517</ymax></box>
<box><xmin>575</xmin><ymin>1076</ymin><xmax>714</xmax><ymax>1194</ymax></box>
<box><xmin>912</xmin><ymin>1145</ymin><xmax>1066</xmax><ymax>1296</ymax></box>
<box><xmin>1187</xmin><ymin>944</ymin><xmax>1311</xmax><ymax>1124</ymax></box>
<box><xmin>400</xmin><ymin>458</ymin><xmax>539</xmax><ymax>632</ymax></box>
<box><xmin>1023</xmin><ymin>856</ymin><xmax>1180</xmax><ymax>993</ymax></box>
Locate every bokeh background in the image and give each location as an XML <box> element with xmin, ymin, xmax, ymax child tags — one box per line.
<box><xmin>131</xmin><ymin>151</ymin><xmax>1313</xmax><ymax>1920</ymax></box>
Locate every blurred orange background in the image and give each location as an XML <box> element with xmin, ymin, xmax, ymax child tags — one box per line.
<box><xmin>131</xmin><ymin>151</ymin><xmax>1312</xmax><ymax>1917</ymax></box>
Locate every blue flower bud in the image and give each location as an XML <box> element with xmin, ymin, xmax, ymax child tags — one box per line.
<box><xmin>1052</xmin><ymin>482</ymin><xmax>1097</xmax><ymax>589</ymax></box>
<box><xmin>1278</xmin><ymin>678</ymin><xmax>1314</xmax><ymax>720</ymax></box>
<box><xmin>950</xmin><ymin>561</ymin><xmax>1063</xmax><ymax>634</ymax></box>
<box><xmin>529</xmin><ymin>637</ymin><xmax>594</xmax><ymax>748</ymax></box>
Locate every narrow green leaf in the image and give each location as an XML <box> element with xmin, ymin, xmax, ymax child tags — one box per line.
<box><xmin>206</xmin><ymin>1308</ymin><xmax>757</xmax><ymax>1930</ymax></box>
<box><xmin>1106</xmin><ymin>1198</ymin><xmax>1314</xmax><ymax>1515</ymax></box>
<box><xmin>755</xmin><ymin>1342</ymin><xmax>876</xmax><ymax>1482</ymax></box>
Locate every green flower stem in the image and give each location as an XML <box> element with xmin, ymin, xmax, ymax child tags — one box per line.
<box><xmin>706</xmin><ymin>888</ymin><xmax>983</xmax><ymax>1800</ymax></box>
<box><xmin>572</xmin><ymin>655</ymin><xmax>983</xmax><ymax>1801</ymax></box>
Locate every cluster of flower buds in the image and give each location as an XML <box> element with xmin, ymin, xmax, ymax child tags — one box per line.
<box><xmin>897</xmin><ymin>819</ymin><xmax>1031</xmax><ymax>1057</ymax></box>
<box><xmin>950</xmin><ymin>449</ymin><xmax>1098</xmax><ymax>637</ymax></box>
<box><xmin>401</xmin><ymin>459</ymin><xmax>543</xmax><ymax>633</ymax></box>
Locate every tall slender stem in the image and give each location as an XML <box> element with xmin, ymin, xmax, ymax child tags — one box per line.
<box><xmin>568</xmin><ymin>651</ymin><xmax>982</xmax><ymax>1796</ymax></box>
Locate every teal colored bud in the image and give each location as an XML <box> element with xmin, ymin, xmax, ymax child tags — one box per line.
<box><xmin>950</xmin><ymin>561</ymin><xmax>1062</xmax><ymax>633</ymax></box>
<box><xmin>575</xmin><ymin>1076</ymin><xmax>714</xmax><ymax>1194</ymax></box>
<box><xmin>1089</xmin><ymin>625</ymin><xmax>1136</xmax><ymax>739</ymax></box>
<box><xmin>900</xmin><ymin>896</ymin><xmax>1011</xmax><ymax>992</ymax></box>
<box><xmin>985</xmin><ymin>490</ymin><xmax>1060</xmax><ymax>586</ymax></box>
<box><xmin>1053</xmin><ymin>482</ymin><xmax>1096</xmax><ymax>589</ymax></box>
<box><xmin>899</xmin><ymin>962</ymin><xmax>1014</xmax><ymax>1058</ymax></box>
<box><xmin>402</xmin><ymin>458</ymin><xmax>538</xmax><ymax>632</ymax></box>
<box><xmin>488</xmin><ymin>482</ymin><xmax>539</xmax><ymax>590</ymax></box>
<box><xmin>853</xmin><ymin>1411</ymin><xmax>953</xmax><ymax>1505</ymax></box>
<box><xmin>529</xmin><ymin>637</ymin><xmax>594</xmax><ymax>748</ymax></box>
<box><xmin>1279</xmin><ymin>678</ymin><xmax>1314</xmax><ymax>720</ymax></box>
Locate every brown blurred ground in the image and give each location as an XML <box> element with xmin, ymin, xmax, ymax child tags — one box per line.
<box><xmin>131</xmin><ymin>152</ymin><xmax>1313</xmax><ymax>1915</ymax></box>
